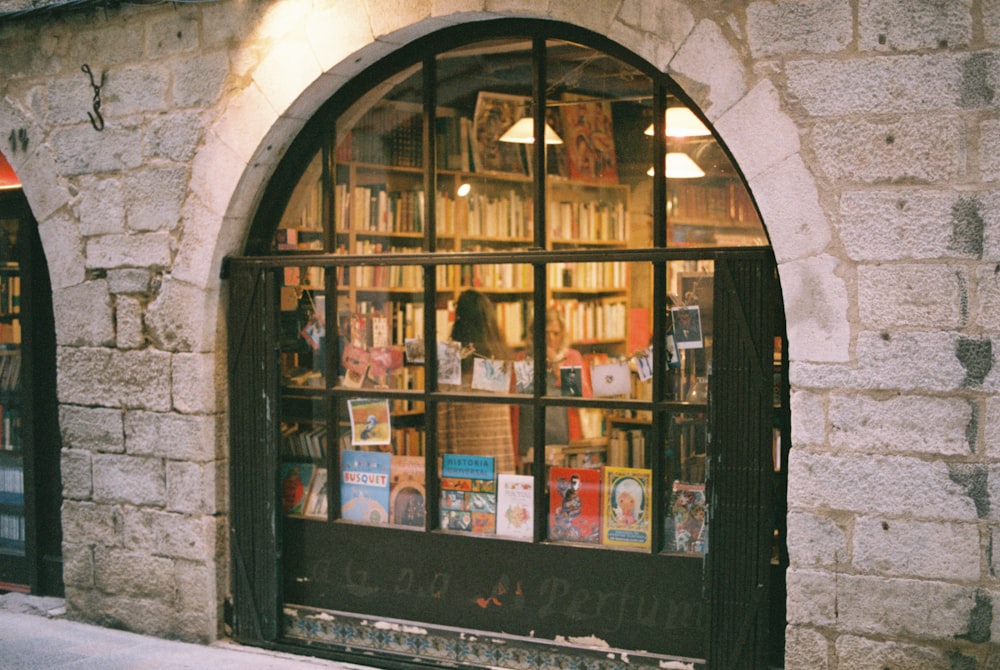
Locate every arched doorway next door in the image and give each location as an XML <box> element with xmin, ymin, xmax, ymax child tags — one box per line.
<box><xmin>0</xmin><ymin>151</ymin><xmax>63</xmax><ymax>597</ymax></box>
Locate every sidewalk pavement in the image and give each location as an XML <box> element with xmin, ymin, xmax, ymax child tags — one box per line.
<box><xmin>0</xmin><ymin>593</ymin><xmax>377</xmax><ymax>670</ymax></box>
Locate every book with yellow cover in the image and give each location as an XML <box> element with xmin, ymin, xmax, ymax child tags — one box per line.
<box><xmin>601</xmin><ymin>466</ymin><xmax>652</xmax><ymax>550</ymax></box>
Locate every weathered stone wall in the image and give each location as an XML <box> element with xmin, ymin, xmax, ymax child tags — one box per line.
<box><xmin>0</xmin><ymin>0</ymin><xmax>996</xmax><ymax>665</ymax></box>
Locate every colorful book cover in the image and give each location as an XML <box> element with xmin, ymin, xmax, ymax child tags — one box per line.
<box><xmin>340</xmin><ymin>449</ymin><xmax>391</xmax><ymax>524</ymax></box>
<box><xmin>347</xmin><ymin>398</ymin><xmax>391</xmax><ymax>446</ymax></box>
<box><xmin>439</xmin><ymin>454</ymin><xmax>495</xmax><ymax>533</ymax></box>
<box><xmin>390</xmin><ymin>455</ymin><xmax>426</xmax><ymax>527</ymax></box>
<box><xmin>302</xmin><ymin>467</ymin><xmax>329</xmax><ymax>519</ymax></box>
<box><xmin>548</xmin><ymin>467</ymin><xmax>602</xmax><ymax>544</ymax></box>
<box><xmin>601</xmin><ymin>466</ymin><xmax>652</xmax><ymax>549</ymax></box>
<box><xmin>280</xmin><ymin>462</ymin><xmax>315</xmax><ymax>516</ymax></box>
<box><xmin>666</xmin><ymin>481</ymin><xmax>707</xmax><ymax>554</ymax></box>
<box><xmin>496</xmin><ymin>473</ymin><xmax>534</xmax><ymax>539</ymax></box>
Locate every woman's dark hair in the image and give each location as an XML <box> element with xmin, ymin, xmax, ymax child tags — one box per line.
<box><xmin>450</xmin><ymin>289</ymin><xmax>510</xmax><ymax>360</ymax></box>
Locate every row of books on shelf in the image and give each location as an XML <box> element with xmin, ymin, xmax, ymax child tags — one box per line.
<box><xmin>324</xmin><ymin>190</ymin><xmax>627</xmax><ymax>243</ymax></box>
<box><xmin>0</xmin><ymin>463</ymin><xmax>23</xmax><ymax>507</ymax></box>
<box><xmin>0</xmin><ymin>347</ymin><xmax>20</xmax><ymax>393</ymax></box>
<box><xmin>1</xmin><ymin>405</ymin><xmax>21</xmax><ymax>451</ymax></box>
<box><xmin>334</xmin><ymin>103</ymin><xmax>490</xmax><ymax>174</ymax></box>
<box><xmin>669</xmin><ymin>180</ymin><xmax>759</xmax><ymax>226</ymax></box>
<box><xmin>0</xmin><ymin>511</ymin><xmax>24</xmax><ymax>546</ymax></box>
<box><xmin>337</xmin><ymin>184</ymin><xmax>427</xmax><ymax>234</ymax></box>
<box><xmin>608</xmin><ymin>427</ymin><xmax>648</xmax><ymax>468</ymax></box>
<box><xmin>281</xmin><ymin>423</ymin><xmax>328</xmax><ymax>460</ymax></box>
<box><xmin>550</xmin><ymin>298</ymin><xmax>627</xmax><ymax>344</ymax></box>
<box><xmin>334</xmin><ymin>101</ymin><xmax>426</xmax><ymax>168</ymax></box>
<box><xmin>280</xmin><ymin>451</ymin><xmax>706</xmax><ymax>553</ymax></box>
<box><xmin>278</xmin><ymin>250</ymin><xmax>627</xmax><ymax>296</ymax></box>
<box><xmin>548</xmin><ymin>199</ymin><xmax>626</xmax><ymax>243</ymax></box>
<box><xmin>547</xmin><ymin>261</ymin><xmax>628</xmax><ymax>291</ymax></box>
<box><xmin>0</xmin><ymin>321</ymin><xmax>19</xmax><ymax>345</ymax></box>
<box><xmin>435</xmin><ymin>259</ymin><xmax>534</xmax><ymax>294</ymax></box>
<box><xmin>0</xmin><ymin>274</ymin><xmax>19</xmax><ymax>317</ymax></box>
<box><xmin>276</xmin><ymin>226</ymin><xmax>323</xmax><ymax>249</ymax></box>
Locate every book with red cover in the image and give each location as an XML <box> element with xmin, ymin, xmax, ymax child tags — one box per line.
<box><xmin>547</xmin><ymin>466</ymin><xmax>601</xmax><ymax>544</ymax></box>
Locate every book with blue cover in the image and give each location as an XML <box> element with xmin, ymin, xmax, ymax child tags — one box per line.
<box><xmin>340</xmin><ymin>449</ymin><xmax>391</xmax><ymax>524</ymax></box>
<box><xmin>439</xmin><ymin>453</ymin><xmax>495</xmax><ymax>533</ymax></box>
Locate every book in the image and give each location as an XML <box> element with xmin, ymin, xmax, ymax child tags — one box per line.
<box><xmin>547</xmin><ymin>467</ymin><xmax>601</xmax><ymax>544</ymax></box>
<box><xmin>439</xmin><ymin>453</ymin><xmax>495</xmax><ymax>533</ymax></box>
<box><xmin>302</xmin><ymin>467</ymin><xmax>329</xmax><ymax>519</ymax></box>
<box><xmin>280</xmin><ymin>462</ymin><xmax>315</xmax><ymax>516</ymax></box>
<box><xmin>601</xmin><ymin>466</ymin><xmax>652</xmax><ymax>549</ymax></box>
<box><xmin>340</xmin><ymin>449</ymin><xmax>392</xmax><ymax>524</ymax></box>
<box><xmin>496</xmin><ymin>473</ymin><xmax>534</xmax><ymax>539</ymax></box>
<box><xmin>390</xmin><ymin>455</ymin><xmax>426</xmax><ymax>527</ymax></box>
<box><xmin>666</xmin><ymin>481</ymin><xmax>707</xmax><ymax>554</ymax></box>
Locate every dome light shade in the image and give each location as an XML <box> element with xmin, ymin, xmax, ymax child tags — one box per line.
<box><xmin>647</xmin><ymin>152</ymin><xmax>706</xmax><ymax>179</ymax></box>
<box><xmin>644</xmin><ymin>107</ymin><xmax>712</xmax><ymax>138</ymax></box>
<box><xmin>499</xmin><ymin>117</ymin><xmax>563</xmax><ymax>144</ymax></box>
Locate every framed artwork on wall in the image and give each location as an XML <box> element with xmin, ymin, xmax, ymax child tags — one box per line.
<box><xmin>471</xmin><ymin>92</ymin><xmax>530</xmax><ymax>176</ymax></box>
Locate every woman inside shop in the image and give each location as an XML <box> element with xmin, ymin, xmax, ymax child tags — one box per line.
<box><xmin>516</xmin><ymin>309</ymin><xmax>593</xmax><ymax>460</ymax></box>
<box><xmin>438</xmin><ymin>289</ymin><xmax>517</xmax><ymax>473</ymax></box>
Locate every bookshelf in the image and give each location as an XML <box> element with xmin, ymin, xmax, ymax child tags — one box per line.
<box><xmin>0</xmin><ymin>190</ymin><xmax>62</xmax><ymax>596</ymax></box>
<box><xmin>0</xmin><ymin>240</ymin><xmax>22</xmax><ymax>558</ymax></box>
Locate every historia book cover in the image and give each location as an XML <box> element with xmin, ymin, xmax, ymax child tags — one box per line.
<box><xmin>440</xmin><ymin>453</ymin><xmax>495</xmax><ymax>533</ymax></box>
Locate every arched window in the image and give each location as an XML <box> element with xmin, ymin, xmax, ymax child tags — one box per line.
<box><xmin>228</xmin><ymin>20</ymin><xmax>785</xmax><ymax>669</ymax></box>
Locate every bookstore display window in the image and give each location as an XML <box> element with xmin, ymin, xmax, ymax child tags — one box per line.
<box><xmin>231</xmin><ymin>23</ymin><xmax>784</xmax><ymax>669</ymax></box>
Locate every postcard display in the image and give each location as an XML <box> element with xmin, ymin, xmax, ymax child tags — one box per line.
<box><xmin>271</xmin><ymin>95</ymin><xmax>725</xmax><ymax>663</ymax></box>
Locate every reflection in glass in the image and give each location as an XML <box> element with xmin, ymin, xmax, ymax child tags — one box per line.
<box><xmin>278</xmin><ymin>267</ymin><xmax>326</xmax><ymax>387</ymax></box>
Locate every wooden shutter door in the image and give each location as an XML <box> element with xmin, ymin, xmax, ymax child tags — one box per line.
<box><xmin>227</xmin><ymin>262</ymin><xmax>281</xmax><ymax>642</ymax></box>
<box><xmin>707</xmin><ymin>251</ymin><xmax>778</xmax><ymax>669</ymax></box>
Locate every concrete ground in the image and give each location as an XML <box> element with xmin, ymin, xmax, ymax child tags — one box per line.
<box><xmin>0</xmin><ymin>593</ymin><xmax>376</xmax><ymax>670</ymax></box>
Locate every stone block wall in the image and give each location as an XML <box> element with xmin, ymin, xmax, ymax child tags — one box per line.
<box><xmin>0</xmin><ymin>0</ymin><xmax>997</xmax><ymax>665</ymax></box>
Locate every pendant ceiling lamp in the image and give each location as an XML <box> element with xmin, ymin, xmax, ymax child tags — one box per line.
<box><xmin>498</xmin><ymin>117</ymin><xmax>564</xmax><ymax>144</ymax></box>
<box><xmin>647</xmin><ymin>152</ymin><xmax>706</xmax><ymax>179</ymax></box>
<box><xmin>644</xmin><ymin>106</ymin><xmax>711</xmax><ymax>138</ymax></box>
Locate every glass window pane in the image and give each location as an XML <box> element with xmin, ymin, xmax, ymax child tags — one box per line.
<box><xmin>548</xmin><ymin>261</ymin><xmax>630</xmax><ymax>352</ymax></box>
<box><xmin>439</xmin><ymin>400</ymin><xmax>518</xmax><ymax>536</ymax></box>
<box><xmin>335</xmin><ymin>264</ymin><xmax>424</xmax><ymax>392</ymax></box>
<box><xmin>436</xmin><ymin>278</ymin><xmax>533</xmax><ymax>392</ymax></box>
<box><xmin>273</xmin><ymin>151</ymin><xmax>324</xmax><ymax>252</ymax></box>
<box><xmin>279</xmin><ymin>390</ymin><xmax>328</xmax><ymax>522</ymax></box>
<box><xmin>279</xmin><ymin>266</ymin><xmax>327</xmax><ymax>387</ymax></box>
<box><xmin>332</xmin><ymin>63</ymin><xmax>427</xmax><ymax>257</ymax></box>
<box><xmin>544</xmin><ymin>38</ymin><xmax>651</xmax><ymax>265</ymax></box>
<box><xmin>660</xmin><ymin>101</ymin><xmax>768</xmax><ymax>248</ymax></box>
<box><xmin>436</xmin><ymin>39</ymin><xmax>535</xmax><ymax>251</ymax></box>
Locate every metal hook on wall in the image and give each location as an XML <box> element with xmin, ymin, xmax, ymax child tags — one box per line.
<box><xmin>81</xmin><ymin>64</ymin><xmax>106</xmax><ymax>131</ymax></box>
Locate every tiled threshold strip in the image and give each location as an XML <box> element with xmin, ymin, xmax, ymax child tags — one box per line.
<box><xmin>284</xmin><ymin>604</ymin><xmax>705</xmax><ymax>670</ymax></box>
